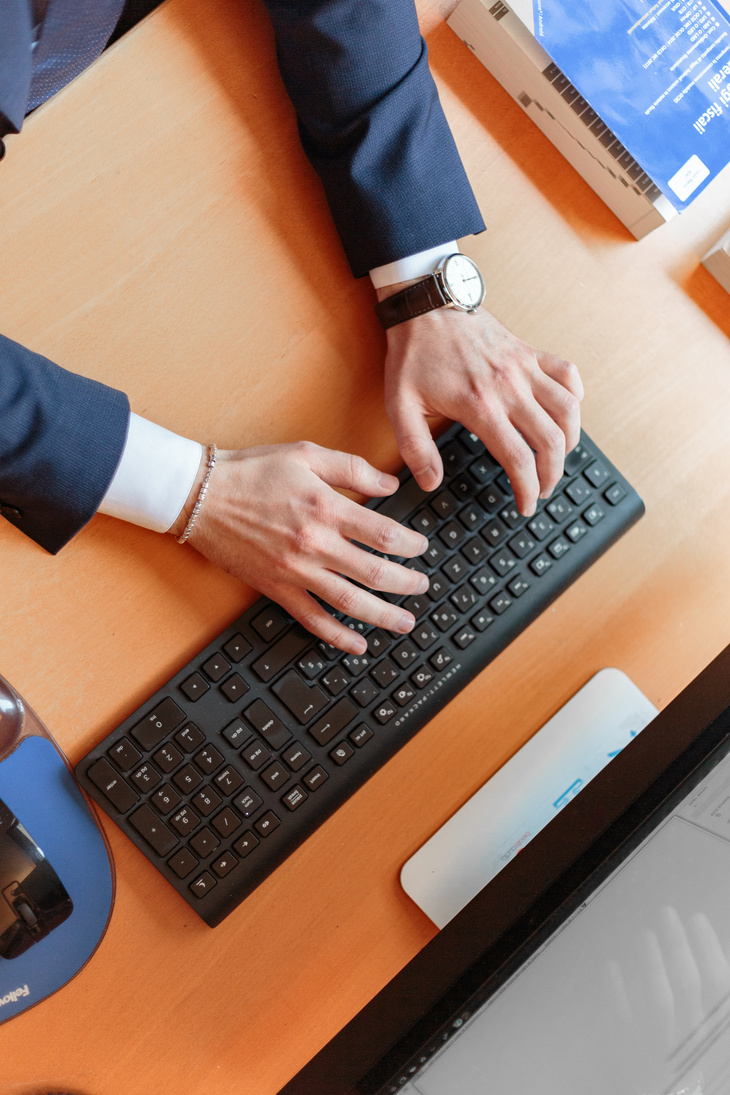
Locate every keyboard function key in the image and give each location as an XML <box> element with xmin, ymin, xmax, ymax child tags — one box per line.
<box><xmin>412</xmin><ymin>622</ymin><xmax>439</xmax><ymax>651</ymax></box>
<box><xmin>393</xmin><ymin>682</ymin><xmax>416</xmax><ymax>706</ymax></box>
<box><xmin>241</xmin><ymin>739</ymin><xmax>272</xmax><ymax>771</ymax></box>
<box><xmin>507</xmin><ymin>576</ymin><xmax>530</xmax><ymax>598</ymax></box>
<box><xmin>282</xmin><ymin>742</ymin><xmax>312</xmax><ymax>771</ymax></box>
<box><xmin>583</xmin><ymin>502</ymin><xmax>605</xmax><ymax>526</ymax></box>
<box><xmin>530</xmin><ymin>553</ymin><xmax>554</xmax><ymax>576</ymax></box>
<box><xmin>565</xmin><ymin>520</ymin><xmax>588</xmax><ymax>543</ymax></box>
<box><xmin>244</xmin><ymin>699</ymin><xmax>292</xmax><ymax>750</ymax></box>
<box><xmin>548</xmin><ymin>536</ymin><xmax>571</xmax><ymax>559</ymax></box>
<box><xmin>222</xmin><ymin>718</ymin><xmax>251</xmax><ymax>749</ymax></box>
<box><xmin>374</xmin><ymin>700</ymin><xmax>397</xmax><ymax>724</ymax></box>
<box><xmin>410</xmin><ymin>666</ymin><xmax>434</xmax><ymax>689</ymax></box>
<box><xmin>260</xmin><ymin>761</ymin><xmax>290</xmax><ymax>791</ymax></box>
<box><xmin>350</xmin><ymin>724</ymin><xmax>374</xmax><ymax>747</ymax></box>
<box><xmin>489</xmin><ymin>592</ymin><xmax>512</xmax><ymax>615</ymax></box>
<box><xmin>453</xmin><ymin>627</ymin><xmax>476</xmax><ymax>650</ymax></box>
<box><xmin>604</xmin><ymin>482</ymin><xmax>626</xmax><ymax>506</ymax></box>
<box><xmin>547</xmin><ymin>495</ymin><xmax>573</xmax><ymax>522</ymax></box>
<box><xmin>429</xmin><ymin>648</ymin><xmax>453</xmax><ymax>671</ymax></box>
<box><xmin>565</xmin><ymin>480</ymin><xmax>592</xmax><ymax>506</ymax></box>
<box><xmin>527</xmin><ymin>514</ymin><xmax>555</xmax><ymax>541</ymax></box>
<box><xmin>583</xmin><ymin>461</ymin><xmax>610</xmax><ymax>488</ymax></box>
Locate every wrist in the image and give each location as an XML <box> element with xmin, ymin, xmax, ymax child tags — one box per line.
<box><xmin>374</xmin><ymin>276</ymin><xmax>427</xmax><ymax>304</ymax></box>
<box><xmin>168</xmin><ymin>447</ymin><xmax>211</xmax><ymax>540</ymax></box>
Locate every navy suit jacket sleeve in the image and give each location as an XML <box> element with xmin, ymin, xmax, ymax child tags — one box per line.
<box><xmin>0</xmin><ymin>335</ymin><xmax>129</xmax><ymax>553</ymax></box>
<box><xmin>261</xmin><ymin>0</ymin><xmax>485</xmax><ymax>277</ymax></box>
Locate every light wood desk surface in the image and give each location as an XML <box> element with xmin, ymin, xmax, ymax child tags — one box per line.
<box><xmin>2</xmin><ymin>2</ymin><xmax>730</xmax><ymax>1092</ymax></box>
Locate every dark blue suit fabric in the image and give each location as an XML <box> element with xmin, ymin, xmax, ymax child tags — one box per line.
<box><xmin>0</xmin><ymin>0</ymin><xmax>485</xmax><ymax>554</ymax></box>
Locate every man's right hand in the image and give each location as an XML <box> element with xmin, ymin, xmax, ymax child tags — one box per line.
<box><xmin>170</xmin><ymin>442</ymin><xmax>430</xmax><ymax>655</ymax></box>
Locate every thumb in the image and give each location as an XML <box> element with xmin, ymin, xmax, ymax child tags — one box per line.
<box><xmin>388</xmin><ymin>394</ymin><xmax>442</xmax><ymax>491</ymax></box>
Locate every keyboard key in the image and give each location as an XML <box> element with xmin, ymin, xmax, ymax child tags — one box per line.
<box><xmin>453</xmin><ymin>627</ymin><xmax>476</xmax><ymax>650</ymax></box>
<box><xmin>244</xmin><ymin>699</ymin><xmax>291</xmax><ymax>750</ymax></box>
<box><xmin>303</xmin><ymin>765</ymin><xmax>329</xmax><ymax>791</ymax></box>
<box><xmin>374</xmin><ymin>701</ymin><xmax>397</xmax><ymax>724</ymax></box>
<box><xmin>442</xmin><ymin>555</ymin><xmax>467</xmax><ymax>583</ymax></box>
<box><xmin>481</xmin><ymin>517</ymin><xmax>507</xmax><ymax>547</ymax></box>
<box><xmin>499</xmin><ymin>504</ymin><xmax>522</xmax><ymax>529</ymax></box>
<box><xmin>255</xmin><ymin>811</ymin><xmax>281</xmax><ymax>837</ymax></box>
<box><xmin>375</xmin><ymin>476</ymin><xmax>430</xmax><ymax>523</ymax></box>
<box><xmin>108</xmin><ymin>738</ymin><xmax>142</xmax><ymax>772</ymax></box>
<box><xmin>459</xmin><ymin>428</ymin><xmax>486</xmax><ymax>453</ymax></box>
<box><xmin>530</xmin><ymin>553</ymin><xmax>553</xmax><ymax>576</ymax></box>
<box><xmin>460</xmin><ymin>537</ymin><xmax>487</xmax><ymax>565</ymax></box>
<box><xmin>215</xmin><ymin>766</ymin><xmax>245</xmax><ymax>795</ymax></box>
<box><xmin>252</xmin><ymin>627</ymin><xmax>311</xmax><ymax>682</ymax></box>
<box><xmin>169</xmin><ymin>848</ymin><xmax>198</xmax><ymax>878</ymax></box>
<box><xmin>547</xmin><ymin>495</ymin><xmax>573</xmax><ymax>522</ymax></box>
<box><xmin>220</xmin><ymin>673</ymin><xmax>249</xmax><ymax>703</ymax></box>
<box><xmin>366</xmin><ymin>629</ymin><xmax>391</xmax><ymax>656</ymax></box>
<box><xmin>298</xmin><ymin>653</ymin><xmax>327</xmax><ymax>679</ymax></box>
<box><xmin>458</xmin><ymin>504</ymin><xmax>486</xmax><ymax>531</ymax></box>
<box><xmin>175</xmin><ymin>723</ymin><xmax>205</xmax><ymax>753</ymax></box>
<box><xmin>429</xmin><ymin>648</ymin><xmax>453</xmax><ymax>671</ymax></box>
<box><xmin>272</xmin><ymin>669</ymin><xmax>328</xmax><ymax>723</ymax></box>
<box><xmin>222</xmin><ymin>718</ymin><xmax>251</xmax><ymax>749</ymax></box>
<box><xmin>241</xmin><ymin>739</ymin><xmax>272</xmax><ymax>771</ymax></box>
<box><xmin>479</xmin><ymin>484</ymin><xmax>506</xmax><ymax>513</ymax></box>
<box><xmin>260</xmin><ymin>761</ymin><xmax>290</xmax><ymax>791</ymax></box>
<box><xmin>350</xmin><ymin>724</ymin><xmax>374</xmax><ymax>747</ymax></box>
<box><xmin>234</xmin><ymin>789</ymin><xmax>264</xmax><ymax>818</ymax></box>
<box><xmin>190</xmin><ymin>827</ymin><xmax>220</xmax><ymax>858</ymax></box>
<box><xmin>212</xmin><ymin>853</ymin><xmax>238</xmax><ymax>878</ymax></box>
<box><xmin>251</xmin><ymin>605</ymin><xmax>288</xmax><ymax>642</ymax></box>
<box><xmin>583</xmin><ymin>502</ymin><xmax>605</xmax><ymax>526</ymax></box>
<box><xmin>527</xmin><ymin>514</ymin><xmax>555</xmax><ymax>541</ymax></box>
<box><xmin>391</xmin><ymin>639</ymin><xmax>419</xmax><ymax>668</ymax></box>
<box><xmin>330</xmin><ymin>741</ymin><xmax>355</xmax><ymax>765</ymax></box>
<box><xmin>426</xmin><ymin>574</ymin><xmax>448</xmax><ymax>601</ymax></box>
<box><xmin>350</xmin><ymin>678</ymin><xmax>380</xmax><ymax>707</ymax></box>
<box><xmin>565</xmin><ymin>480</ymin><xmax>592</xmax><ymax>506</ymax></box>
<box><xmin>549</xmin><ymin>536</ymin><xmax>571</xmax><ymax>559</ymax></box>
<box><xmin>130</xmin><ymin>805</ymin><xmax>178</xmax><ymax>855</ymax></box>
<box><xmin>192</xmin><ymin>787</ymin><xmax>222</xmax><ymax>817</ymax></box>
<box><xmin>151</xmin><ymin>785</ymin><xmax>182</xmax><ymax>815</ymax></box>
<box><xmin>411</xmin><ymin>509</ymin><xmax>437</xmax><ymax>534</ymax></box>
<box><xmin>194</xmin><ymin>745</ymin><xmax>224</xmax><ymax>775</ymax></box>
<box><xmin>402</xmin><ymin>595</ymin><xmax>430</xmax><ymax>620</ymax></box>
<box><xmin>412</xmin><ymin>622</ymin><xmax>439</xmax><ymax>651</ymax></box>
<box><xmin>583</xmin><ymin>461</ymin><xmax>610</xmax><ymax>488</ymax></box>
<box><xmin>308</xmin><ymin>698</ymin><xmax>358</xmax><ymax>746</ymax></box>
<box><xmin>438</xmin><ymin>520</ymin><xmax>465</xmax><ymax>548</ymax></box>
<box><xmin>564</xmin><ymin>443</ymin><xmax>592</xmax><ymax>475</ymax></box>
<box><xmin>131</xmin><ymin>698</ymin><xmax>185</xmax><ymax>751</ymax></box>
<box><xmin>131</xmin><ymin>764</ymin><xmax>161</xmax><ymax>792</ymax></box>
<box><xmin>509</xmin><ymin>531</ymin><xmax>536</xmax><ymax>559</ymax></box>
<box><xmin>170</xmin><ymin>806</ymin><xmax>200</xmax><ymax>836</ymax></box>
<box><xmin>223</xmin><ymin>634</ymin><xmax>252</xmax><ymax>663</ymax></box>
<box><xmin>489</xmin><ymin>592</ymin><xmax>512</xmax><ymax>615</ymax></box>
<box><xmin>181</xmin><ymin>672</ymin><xmax>209</xmax><ymax>702</ymax></box>
<box><xmin>87</xmin><ymin>758</ymin><xmax>139</xmax><ymax>812</ymax></box>
<box><xmin>282</xmin><ymin>785</ymin><xmax>308</xmax><ymax>810</ymax></box>
<box><xmin>153</xmin><ymin>743</ymin><xmax>183</xmax><ymax>773</ymax></box>
<box><xmin>212</xmin><ymin>807</ymin><xmax>242</xmax><ymax>837</ymax></box>
<box><xmin>471</xmin><ymin>609</ymin><xmax>494</xmax><ymax>632</ymax></box>
<box><xmin>340</xmin><ymin>652</ymin><xmax>373</xmax><ymax>676</ymax></box>
<box><xmin>370</xmin><ymin>658</ymin><xmax>399</xmax><ymax>688</ymax></box>
<box><xmin>190</xmin><ymin>872</ymin><xmax>216</xmax><ymax>897</ymax></box>
<box><xmin>565</xmin><ymin>520</ymin><xmax>588</xmax><ymax>543</ymax></box>
<box><xmin>470</xmin><ymin>567</ymin><xmax>498</xmax><ymax>596</ymax></box>
<box><xmin>424</xmin><ymin>540</ymin><xmax>447</xmax><ymax>567</ymax></box>
<box><xmin>430</xmin><ymin>490</ymin><xmax>458</xmax><ymax>518</ymax></box>
<box><xmin>451</xmin><ymin>471</ymin><xmax>475</xmax><ymax>498</ymax></box>
<box><xmin>321</xmin><ymin>666</ymin><xmax>350</xmax><ymax>695</ymax></box>
<box><xmin>440</xmin><ymin>440</ymin><xmax>470</xmax><ymax>473</ymax></box>
<box><xmin>469</xmin><ymin>456</ymin><xmax>498</xmax><ymax>483</ymax></box>
<box><xmin>489</xmin><ymin>549</ymin><xmax>517</xmax><ymax>578</ymax></box>
<box><xmin>451</xmin><ymin>584</ymin><xmax>478</xmax><ymax>613</ymax></box>
<box><xmin>282</xmin><ymin>742</ymin><xmax>312</xmax><ymax>771</ymax></box>
<box><xmin>393</xmin><ymin>682</ymin><xmax>416</xmax><ymax>706</ymax></box>
<box><xmin>201</xmin><ymin>653</ymin><xmax>230</xmax><ymax>682</ymax></box>
<box><xmin>507</xmin><ymin>576</ymin><xmax>530</xmax><ymax>598</ymax></box>
<box><xmin>233</xmin><ymin>830</ymin><xmax>260</xmax><ymax>858</ymax></box>
<box><xmin>604</xmin><ymin>482</ymin><xmax>626</xmax><ymax>506</ymax></box>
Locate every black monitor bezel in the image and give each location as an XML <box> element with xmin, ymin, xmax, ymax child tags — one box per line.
<box><xmin>279</xmin><ymin>643</ymin><xmax>730</xmax><ymax>1095</ymax></box>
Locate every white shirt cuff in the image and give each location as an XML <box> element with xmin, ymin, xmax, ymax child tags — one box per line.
<box><xmin>98</xmin><ymin>413</ymin><xmax>203</xmax><ymax>533</ymax></box>
<box><xmin>368</xmin><ymin>241</ymin><xmax>459</xmax><ymax>288</ymax></box>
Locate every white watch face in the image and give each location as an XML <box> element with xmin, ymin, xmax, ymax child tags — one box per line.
<box><xmin>441</xmin><ymin>254</ymin><xmax>485</xmax><ymax>310</ymax></box>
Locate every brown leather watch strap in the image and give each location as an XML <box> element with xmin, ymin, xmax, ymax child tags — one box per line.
<box><xmin>374</xmin><ymin>275</ymin><xmax>449</xmax><ymax>330</ymax></box>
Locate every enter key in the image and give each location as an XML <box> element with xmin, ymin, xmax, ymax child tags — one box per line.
<box><xmin>272</xmin><ymin>669</ymin><xmax>329</xmax><ymax>724</ymax></box>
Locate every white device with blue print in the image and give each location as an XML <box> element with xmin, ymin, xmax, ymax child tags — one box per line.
<box><xmin>0</xmin><ymin>674</ymin><xmax>114</xmax><ymax>1023</ymax></box>
<box><xmin>401</xmin><ymin>668</ymin><xmax>658</xmax><ymax>927</ymax></box>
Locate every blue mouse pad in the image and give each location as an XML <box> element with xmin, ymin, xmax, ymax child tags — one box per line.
<box><xmin>0</xmin><ymin>734</ymin><xmax>114</xmax><ymax>1023</ymax></box>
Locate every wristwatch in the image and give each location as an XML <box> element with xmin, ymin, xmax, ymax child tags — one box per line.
<box><xmin>375</xmin><ymin>253</ymin><xmax>486</xmax><ymax>330</ymax></box>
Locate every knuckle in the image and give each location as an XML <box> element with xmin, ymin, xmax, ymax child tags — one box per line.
<box><xmin>364</xmin><ymin>556</ymin><xmax>389</xmax><ymax>589</ymax></box>
<box><xmin>372</xmin><ymin>519</ymin><xmax>401</xmax><ymax>553</ymax></box>
<box><xmin>540</xmin><ymin>423</ymin><xmax>566</xmax><ymax>455</ymax></box>
<box><xmin>334</xmin><ymin>584</ymin><xmax>363</xmax><ymax>617</ymax></box>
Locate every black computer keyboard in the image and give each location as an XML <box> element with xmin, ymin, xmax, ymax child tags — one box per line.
<box><xmin>75</xmin><ymin>423</ymin><xmax>644</xmax><ymax>926</ymax></box>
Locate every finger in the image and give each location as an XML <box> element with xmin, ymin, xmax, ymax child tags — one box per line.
<box><xmin>511</xmin><ymin>400</ymin><xmax>567</xmax><ymax>501</ymax></box>
<box><xmin>331</xmin><ymin>540</ymin><xmax>429</xmax><ymax>598</ymax></box>
<box><xmin>387</xmin><ymin>393</ymin><xmax>443</xmax><ymax>492</ymax></box>
<box><xmin>531</xmin><ymin>372</ymin><xmax>582</xmax><ymax>457</ymax></box>
<box><xmin>272</xmin><ymin>587</ymin><xmax>371</xmax><ymax>655</ymax></box>
<box><xmin>338</xmin><ymin>498</ymin><xmax>429</xmax><ymax>560</ymax></box>
<box><xmin>313</xmin><ymin>571</ymin><xmax>419</xmax><ymax>636</ymax></box>
<box><xmin>537</xmin><ymin>351</ymin><xmax>585</xmax><ymax>404</ymax></box>
<box><xmin>302</xmin><ymin>442</ymin><xmax>401</xmax><ymax>498</ymax></box>
<box><xmin>463</xmin><ymin>414</ymin><xmax>540</xmax><ymax>516</ymax></box>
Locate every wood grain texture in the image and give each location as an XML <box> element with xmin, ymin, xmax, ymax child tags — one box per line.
<box><xmin>1</xmin><ymin>1</ymin><xmax>730</xmax><ymax>1092</ymax></box>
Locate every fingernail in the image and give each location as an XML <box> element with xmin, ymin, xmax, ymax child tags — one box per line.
<box><xmin>378</xmin><ymin>473</ymin><xmax>399</xmax><ymax>490</ymax></box>
<box><xmin>418</xmin><ymin>536</ymin><xmax>429</xmax><ymax>554</ymax></box>
<box><xmin>398</xmin><ymin>614</ymin><xmax>414</xmax><ymax>633</ymax></box>
<box><xmin>417</xmin><ymin>466</ymin><xmax>438</xmax><ymax>490</ymax></box>
<box><xmin>417</xmin><ymin>575</ymin><xmax>429</xmax><ymax>594</ymax></box>
<box><xmin>526</xmin><ymin>502</ymin><xmax>537</xmax><ymax>517</ymax></box>
<box><xmin>353</xmin><ymin>636</ymin><xmax>367</xmax><ymax>654</ymax></box>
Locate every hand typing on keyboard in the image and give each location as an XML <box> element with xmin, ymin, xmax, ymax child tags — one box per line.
<box><xmin>169</xmin><ymin>442</ymin><xmax>430</xmax><ymax>655</ymax></box>
<box><xmin>379</xmin><ymin>297</ymin><xmax>584</xmax><ymax>517</ymax></box>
